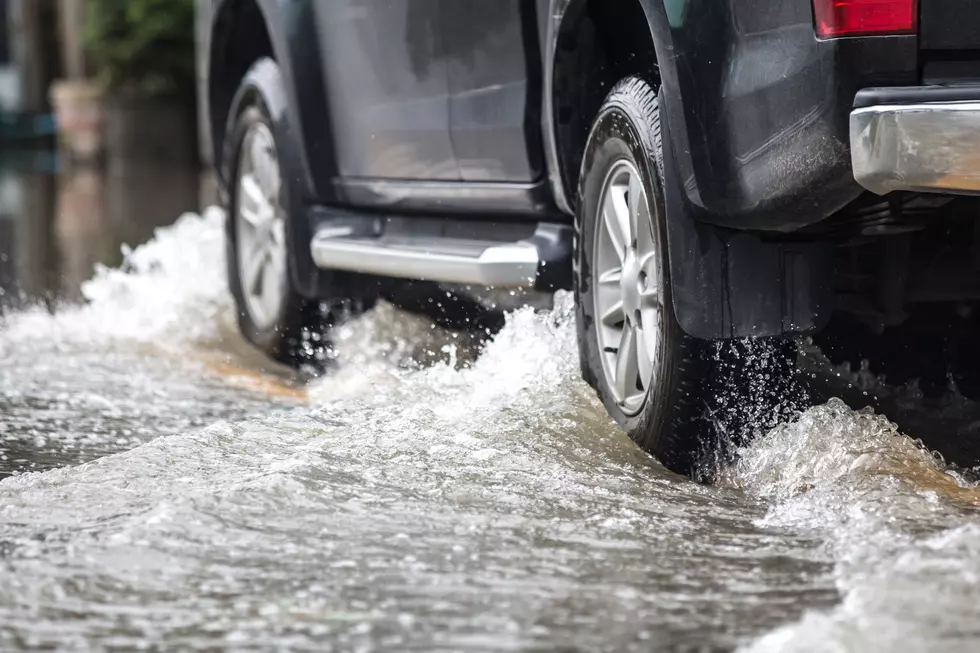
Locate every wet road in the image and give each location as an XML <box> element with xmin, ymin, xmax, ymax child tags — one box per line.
<box><xmin>3</xmin><ymin>158</ymin><xmax>980</xmax><ymax>651</ymax></box>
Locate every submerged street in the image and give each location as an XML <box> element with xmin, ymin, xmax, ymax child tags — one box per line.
<box><xmin>2</xmin><ymin>167</ymin><xmax>980</xmax><ymax>651</ymax></box>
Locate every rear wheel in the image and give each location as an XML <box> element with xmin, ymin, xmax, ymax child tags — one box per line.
<box><xmin>576</xmin><ymin>77</ymin><xmax>714</xmax><ymax>477</ymax></box>
<box><xmin>225</xmin><ymin>59</ymin><xmax>365</xmax><ymax>370</ymax></box>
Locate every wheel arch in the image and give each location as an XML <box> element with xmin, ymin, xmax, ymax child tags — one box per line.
<box><xmin>545</xmin><ymin>0</ymin><xmax>670</xmax><ymax>215</ymax></box>
<box><xmin>547</xmin><ymin>1</ymin><xmax>834</xmax><ymax>341</ymax></box>
<box><xmin>208</xmin><ymin>0</ymin><xmax>335</xmax><ymax>202</ymax></box>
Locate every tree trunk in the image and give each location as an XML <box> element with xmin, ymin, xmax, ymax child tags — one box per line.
<box><xmin>58</xmin><ymin>0</ymin><xmax>87</xmax><ymax>80</ymax></box>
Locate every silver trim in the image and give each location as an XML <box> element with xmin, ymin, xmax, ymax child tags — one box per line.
<box><xmin>236</xmin><ymin>122</ymin><xmax>287</xmax><ymax>331</ymax></box>
<box><xmin>310</xmin><ymin>232</ymin><xmax>540</xmax><ymax>288</ymax></box>
<box><xmin>851</xmin><ymin>101</ymin><xmax>980</xmax><ymax>195</ymax></box>
<box><xmin>591</xmin><ymin>160</ymin><xmax>660</xmax><ymax>415</ymax></box>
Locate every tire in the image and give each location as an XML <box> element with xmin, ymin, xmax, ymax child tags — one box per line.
<box><xmin>224</xmin><ymin>59</ymin><xmax>364</xmax><ymax>371</ymax></box>
<box><xmin>575</xmin><ymin>77</ymin><xmax>713</xmax><ymax>478</ymax></box>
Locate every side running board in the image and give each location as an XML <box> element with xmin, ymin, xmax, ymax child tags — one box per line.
<box><xmin>310</xmin><ymin>222</ymin><xmax>572</xmax><ymax>290</ymax></box>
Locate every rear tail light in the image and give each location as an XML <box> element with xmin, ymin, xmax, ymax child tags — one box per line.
<box><xmin>812</xmin><ymin>0</ymin><xmax>918</xmax><ymax>39</ymax></box>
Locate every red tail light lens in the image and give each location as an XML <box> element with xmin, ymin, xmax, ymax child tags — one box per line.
<box><xmin>813</xmin><ymin>0</ymin><xmax>918</xmax><ymax>38</ymax></box>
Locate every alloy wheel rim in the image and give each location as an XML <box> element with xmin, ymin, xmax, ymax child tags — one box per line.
<box><xmin>236</xmin><ymin>122</ymin><xmax>287</xmax><ymax>331</ymax></box>
<box><xmin>592</xmin><ymin>160</ymin><xmax>661</xmax><ymax>414</ymax></box>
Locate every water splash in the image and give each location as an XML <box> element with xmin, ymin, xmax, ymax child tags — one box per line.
<box><xmin>0</xmin><ymin>207</ymin><xmax>232</xmax><ymax>354</ymax></box>
<box><xmin>691</xmin><ymin>337</ymin><xmax>811</xmax><ymax>478</ymax></box>
<box><xmin>730</xmin><ymin>399</ymin><xmax>980</xmax><ymax>653</ymax></box>
<box><xmin>0</xmin><ymin>215</ymin><xmax>816</xmax><ymax>649</ymax></box>
<box><xmin>4</xmin><ymin>205</ymin><xmax>980</xmax><ymax>650</ymax></box>
<box><xmin>0</xmin><ymin>208</ymin><xmax>290</xmax><ymax>479</ymax></box>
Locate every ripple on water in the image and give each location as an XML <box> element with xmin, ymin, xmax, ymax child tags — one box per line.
<box><xmin>1</xmin><ymin>210</ymin><xmax>979</xmax><ymax>651</ymax></box>
<box><xmin>0</xmin><ymin>227</ymin><xmax>294</xmax><ymax>477</ymax></box>
<box><xmin>0</xmin><ymin>291</ymin><xmax>829</xmax><ymax>650</ymax></box>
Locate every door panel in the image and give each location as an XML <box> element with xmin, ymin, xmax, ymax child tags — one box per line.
<box><xmin>441</xmin><ymin>0</ymin><xmax>544</xmax><ymax>183</ymax></box>
<box><xmin>314</xmin><ymin>0</ymin><xmax>459</xmax><ymax>181</ymax></box>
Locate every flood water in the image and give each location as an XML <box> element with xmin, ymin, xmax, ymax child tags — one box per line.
<box><xmin>2</xmin><ymin>156</ymin><xmax>980</xmax><ymax>651</ymax></box>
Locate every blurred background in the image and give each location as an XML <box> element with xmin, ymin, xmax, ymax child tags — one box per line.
<box><xmin>0</xmin><ymin>0</ymin><xmax>213</xmax><ymax>312</ymax></box>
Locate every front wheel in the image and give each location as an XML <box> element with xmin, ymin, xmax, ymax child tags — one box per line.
<box><xmin>576</xmin><ymin>77</ymin><xmax>713</xmax><ymax>477</ymax></box>
<box><xmin>224</xmin><ymin>59</ymin><xmax>366</xmax><ymax>370</ymax></box>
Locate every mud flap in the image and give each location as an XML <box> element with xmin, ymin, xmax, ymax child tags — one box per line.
<box><xmin>660</xmin><ymin>109</ymin><xmax>833</xmax><ymax>339</ymax></box>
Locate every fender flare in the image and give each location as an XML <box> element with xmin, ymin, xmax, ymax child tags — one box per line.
<box><xmin>540</xmin><ymin>0</ymin><xmax>689</xmax><ymax>215</ymax></box>
<box><xmin>209</xmin><ymin>0</ymin><xmax>336</xmax><ymax>204</ymax></box>
<box><xmin>542</xmin><ymin>0</ymin><xmax>831</xmax><ymax>338</ymax></box>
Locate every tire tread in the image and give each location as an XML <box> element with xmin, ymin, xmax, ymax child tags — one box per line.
<box><xmin>575</xmin><ymin>76</ymin><xmax>715</xmax><ymax>478</ymax></box>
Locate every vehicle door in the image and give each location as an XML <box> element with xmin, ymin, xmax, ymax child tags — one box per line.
<box><xmin>314</xmin><ymin>0</ymin><xmax>459</xmax><ymax>181</ymax></box>
<box><xmin>440</xmin><ymin>0</ymin><xmax>545</xmax><ymax>183</ymax></box>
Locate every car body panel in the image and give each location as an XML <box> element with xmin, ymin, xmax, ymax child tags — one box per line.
<box><xmin>208</xmin><ymin>0</ymin><xmax>336</xmax><ymax>202</ymax></box>
<box><xmin>441</xmin><ymin>0</ymin><xmax>545</xmax><ymax>183</ymax></box>
<box><xmin>210</xmin><ymin>0</ymin><xmax>920</xmax><ymax>230</ymax></box>
<box><xmin>538</xmin><ymin>0</ymin><xmax>916</xmax><ymax>230</ymax></box>
<box><xmin>633</xmin><ymin>0</ymin><xmax>915</xmax><ymax>231</ymax></box>
<box><xmin>314</xmin><ymin>0</ymin><xmax>459</xmax><ymax>182</ymax></box>
<box><xmin>536</xmin><ymin>0</ymin><xmax>573</xmax><ymax>216</ymax></box>
<box><xmin>921</xmin><ymin>0</ymin><xmax>980</xmax><ymax>50</ymax></box>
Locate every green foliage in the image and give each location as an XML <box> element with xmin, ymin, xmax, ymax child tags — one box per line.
<box><xmin>84</xmin><ymin>0</ymin><xmax>196</xmax><ymax>97</ymax></box>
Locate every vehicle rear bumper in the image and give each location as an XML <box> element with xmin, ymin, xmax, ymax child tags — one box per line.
<box><xmin>851</xmin><ymin>86</ymin><xmax>980</xmax><ymax>195</ymax></box>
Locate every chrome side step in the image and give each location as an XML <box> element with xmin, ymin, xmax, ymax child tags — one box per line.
<box><xmin>310</xmin><ymin>229</ymin><xmax>545</xmax><ymax>288</ymax></box>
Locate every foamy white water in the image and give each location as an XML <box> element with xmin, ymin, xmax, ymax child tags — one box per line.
<box><xmin>0</xmin><ymin>207</ymin><xmax>232</xmax><ymax>351</ymax></box>
<box><xmin>731</xmin><ymin>401</ymin><xmax>980</xmax><ymax>653</ymax></box>
<box><xmin>0</xmin><ymin>209</ymin><xmax>296</xmax><ymax>478</ymax></box>
<box><xmin>1</xmin><ymin>209</ymin><xmax>979</xmax><ymax>650</ymax></box>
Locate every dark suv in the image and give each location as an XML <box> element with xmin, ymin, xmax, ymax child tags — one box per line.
<box><xmin>204</xmin><ymin>0</ymin><xmax>980</xmax><ymax>476</ymax></box>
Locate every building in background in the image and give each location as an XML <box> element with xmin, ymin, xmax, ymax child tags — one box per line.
<box><xmin>0</xmin><ymin>0</ymin><xmax>22</xmax><ymax>113</ymax></box>
<box><xmin>0</xmin><ymin>0</ymin><xmax>60</xmax><ymax>142</ymax></box>
<box><xmin>1</xmin><ymin>0</ymin><xmax>58</xmax><ymax>308</ymax></box>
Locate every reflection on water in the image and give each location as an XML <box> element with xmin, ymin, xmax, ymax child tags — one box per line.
<box><xmin>0</xmin><ymin>150</ymin><xmax>208</xmax><ymax>311</ymax></box>
<box><xmin>0</xmin><ymin>152</ymin><xmax>249</xmax><ymax>479</ymax></box>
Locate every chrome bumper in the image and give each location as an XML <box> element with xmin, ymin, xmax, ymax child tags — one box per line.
<box><xmin>851</xmin><ymin>101</ymin><xmax>980</xmax><ymax>195</ymax></box>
